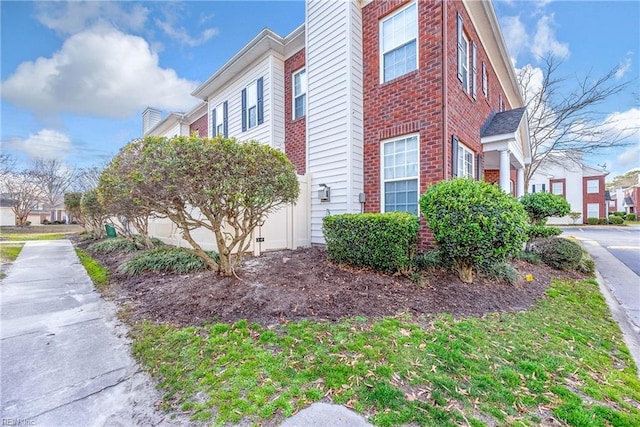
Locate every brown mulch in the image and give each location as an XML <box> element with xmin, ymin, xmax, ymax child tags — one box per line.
<box><xmin>81</xmin><ymin>242</ymin><xmax>587</xmax><ymax>328</ymax></box>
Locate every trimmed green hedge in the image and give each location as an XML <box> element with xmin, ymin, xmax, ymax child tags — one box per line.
<box><xmin>526</xmin><ymin>225</ymin><xmax>562</xmax><ymax>240</ymax></box>
<box><xmin>609</xmin><ymin>215</ymin><xmax>624</xmax><ymax>225</ymax></box>
<box><xmin>322</xmin><ymin>212</ymin><xmax>419</xmax><ymax>274</ymax></box>
<box><xmin>587</xmin><ymin>218</ymin><xmax>599</xmax><ymax>225</ymax></box>
<box><xmin>626</xmin><ymin>213</ymin><xmax>637</xmax><ymax>221</ymax></box>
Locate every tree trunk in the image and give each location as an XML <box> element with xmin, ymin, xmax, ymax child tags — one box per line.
<box><xmin>456</xmin><ymin>260</ymin><xmax>474</xmax><ymax>283</ymax></box>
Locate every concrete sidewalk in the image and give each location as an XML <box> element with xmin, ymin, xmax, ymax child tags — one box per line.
<box><xmin>0</xmin><ymin>240</ymin><xmax>181</xmax><ymax>426</ymax></box>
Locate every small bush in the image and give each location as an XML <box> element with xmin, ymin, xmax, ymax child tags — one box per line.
<box><xmin>413</xmin><ymin>250</ymin><xmax>443</xmax><ymax>271</ymax></box>
<box><xmin>323</xmin><ymin>212</ymin><xmax>419</xmax><ymax>274</ymax></box>
<box><xmin>517</xmin><ymin>250</ymin><xmax>542</xmax><ymax>265</ymax></box>
<box><xmin>597</xmin><ymin>218</ymin><xmax>608</xmax><ymax>225</ymax></box>
<box><xmin>42</xmin><ymin>219</ymin><xmax>50</xmax><ymax>225</ymax></box>
<box><xmin>568</xmin><ymin>212</ymin><xmax>581</xmax><ymax>224</ymax></box>
<box><xmin>119</xmin><ymin>247</ymin><xmax>220</xmax><ymax>276</ymax></box>
<box><xmin>536</xmin><ymin>237</ymin><xmax>583</xmax><ymax>270</ymax></box>
<box><xmin>526</xmin><ymin>225</ymin><xmax>562</xmax><ymax>240</ymax></box>
<box><xmin>608</xmin><ymin>215</ymin><xmax>624</xmax><ymax>225</ymax></box>
<box><xmin>587</xmin><ymin>218</ymin><xmax>599</xmax><ymax>225</ymax></box>
<box><xmin>612</xmin><ymin>211</ymin><xmax>625</xmax><ymax>218</ymax></box>
<box><xmin>89</xmin><ymin>238</ymin><xmax>139</xmax><ymax>254</ymax></box>
<box><xmin>520</xmin><ymin>192</ymin><xmax>571</xmax><ymax>225</ymax></box>
<box><xmin>577</xmin><ymin>252</ymin><xmax>596</xmax><ymax>274</ymax></box>
<box><xmin>626</xmin><ymin>213</ymin><xmax>637</xmax><ymax>221</ymax></box>
<box><xmin>480</xmin><ymin>261</ymin><xmax>519</xmax><ymax>285</ymax></box>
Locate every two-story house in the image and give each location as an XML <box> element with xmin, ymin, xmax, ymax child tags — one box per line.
<box><xmin>143</xmin><ymin>0</ymin><xmax>531</xmax><ymax>247</ymax></box>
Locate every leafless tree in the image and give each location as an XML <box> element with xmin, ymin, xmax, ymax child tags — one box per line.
<box><xmin>518</xmin><ymin>56</ymin><xmax>637</xmax><ymax>189</ymax></box>
<box><xmin>73</xmin><ymin>164</ymin><xmax>105</xmax><ymax>191</ymax></box>
<box><xmin>3</xmin><ymin>171</ymin><xmax>44</xmax><ymax>226</ymax></box>
<box><xmin>0</xmin><ymin>153</ymin><xmax>16</xmax><ymax>185</ymax></box>
<box><xmin>31</xmin><ymin>158</ymin><xmax>76</xmax><ymax>210</ymax></box>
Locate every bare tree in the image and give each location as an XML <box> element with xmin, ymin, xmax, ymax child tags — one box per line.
<box><xmin>74</xmin><ymin>164</ymin><xmax>105</xmax><ymax>192</ymax></box>
<box><xmin>31</xmin><ymin>159</ymin><xmax>76</xmax><ymax>210</ymax></box>
<box><xmin>518</xmin><ymin>56</ymin><xmax>637</xmax><ymax>189</ymax></box>
<box><xmin>3</xmin><ymin>171</ymin><xmax>44</xmax><ymax>226</ymax></box>
<box><xmin>0</xmin><ymin>153</ymin><xmax>16</xmax><ymax>183</ymax></box>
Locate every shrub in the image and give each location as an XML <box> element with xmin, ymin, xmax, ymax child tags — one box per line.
<box><xmin>323</xmin><ymin>212</ymin><xmax>419</xmax><ymax>274</ymax></box>
<box><xmin>597</xmin><ymin>218</ymin><xmax>608</xmax><ymax>225</ymax></box>
<box><xmin>568</xmin><ymin>211</ymin><xmax>582</xmax><ymax>224</ymax></box>
<box><xmin>535</xmin><ymin>237</ymin><xmax>583</xmax><ymax>270</ymax></box>
<box><xmin>626</xmin><ymin>213</ymin><xmax>637</xmax><ymax>221</ymax></box>
<box><xmin>526</xmin><ymin>225</ymin><xmax>562</xmax><ymax>240</ymax></box>
<box><xmin>577</xmin><ymin>251</ymin><xmax>596</xmax><ymax>274</ymax></box>
<box><xmin>419</xmin><ymin>178</ymin><xmax>528</xmax><ymax>283</ymax></box>
<box><xmin>612</xmin><ymin>211</ymin><xmax>625</xmax><ymax>217</ymax></box>
<box><xmin>480</xmin><ymin>261</ymin><xmax>519</xmax><ymax>285</ymax></box>
<box><xmin>42</xmin><ymin>219</ymin><xmax>50</xmax><ymax>225</ymax></box>
<box><xmin>413</xmin><ymin>250</ymin><xmax>443</xmax><ymax>271</ymax></box>
<box><xmin>119</xmin><ymin>247</ymin><xmax>220</xmax><ymax>276</ymax></box>
<box><xmin>608</xmin><ymin>215</ymin><xmax>624</xmax><ymax>225</ymax></box>
<box><xmin>520</xmin><ymin>192</ymin><xmax>571</xmax><ymax>226</ymax></box>
<box><xmin>89</xmin><ymin>238</ymin><xmax>139</xmax><ymax>254</ymax></box>
<box><xmin>587</xmin><ymin>218</ymin><xmax>599</xmax><ymax>225</ymax></box>
<box><xmin>517</xmin><ymin>250</ymin><xmax>542</xmax><ymax>265</ymax></box>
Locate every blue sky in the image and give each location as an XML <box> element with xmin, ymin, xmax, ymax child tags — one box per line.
<box><xmin>1</xmin><ymin>0</ymin><xmax>638</xmax><ymax>179</ymax></box>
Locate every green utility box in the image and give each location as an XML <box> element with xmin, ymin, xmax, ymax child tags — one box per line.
<box><xmin>105</xmin><ymin>224</ymin><xmax>117</xmax><ymax>238</ymax></box>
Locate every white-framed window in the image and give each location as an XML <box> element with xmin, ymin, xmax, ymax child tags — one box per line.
<box><xmin>481</xmin><ymin>61</ymin><xmax>488</xmax><ymax>97</ymax></box>
<box><xmin>531</xmin><ymin>184</ymin><xmax>546</xmax><ymax>193</ymax></box>
<box><xmin>213</xmin><ymin>103</ymin><xmax>225</xmax><ymax>137</ymax></box>
<box><xmin>241</xmin><ymin>77</ymin><xmax>263</xmax><ymax>131</ymax></box>
<box><xmin>382</xmin><ymin>135</ymin><xmax>419</xmax><ymax>215</ymax></box>
<box><xmin>587</xmin><ymin>179</ymin><xmax>599</xmax><ymax>193</ymax></box>
<box><xmin>293</xmin><ymin>68</ymin><xmax>306</xmax><ymax>120</ymax></box>
<box><xmin>552</xmin><ymin>181</ymin><xmax>564</xmax><ymax>195</ymax></box>
<box><xmin>380</xmin><ymin>2</ymin><xmax>417</xmax><ymax>83</ymax></box>
<box><xmin>587</xmin><ymin>203</ymin><xmax>600</xmax><ymax>219</ymax></box>
<box><xmin>457</xmin><ymin>13</ymin><xmax>470</xmax><ymax>92</ymax></box>
<box><xmin>457</xmin><ymin>143</ymin><xmax>474</xmax><ymax>179</ymax></box>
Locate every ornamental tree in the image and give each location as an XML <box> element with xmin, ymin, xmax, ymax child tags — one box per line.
<box><xmin>419</xmin><ymin>178</ymin><xmax>528</xmax><ymax>283</ymax></box>
<box><xmin>80</xmin><ymin>189</ymin><xmax>107</xmax><ymax>237</ymax></box>
<box><xmin>126</xmin><ymin>135</ymin><xmax>299</xmax><ymax>276</ymax></box>
<box><xmin>519</xmin><ymin>192</ymin><xmax>571</xmax><ymax>226</ymax></box>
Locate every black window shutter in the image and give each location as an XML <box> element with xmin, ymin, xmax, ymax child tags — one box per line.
<box><xmin>223</xmin><ymin>101</ymin><xmax>228</xmax><ymax>138</ymax></box>
<box><xmin>471</xmin><ymin>42</ymin><xmax>477</xmax><ymax>100</ymax></box>
<box><xmin>456</xmin><ymin>13</ymin><xmax>463</xmax><ymax>82</ymax></box>
<box><xmin>241</xmin><ymin>89</ymin><xmax>247</xmax><ymax>132</ymax></box>
<box><xmin>476</xmin><ymin>153</ymin><xmax>483</xmax><ymax>181</ymax></box>
<box><xmin>451</xmin><ymin>135</ymin><xmax>459</xmax><ymax>178</ymax></box>
<box><xmin>212</xmin><ymin>108</ymin><xmax>217</xmax><ymax>136</ymax></box>
<box><xmin>257</xmin><ymin>77</ymin><xmax>264</xmax><ymax>125</ymax></box>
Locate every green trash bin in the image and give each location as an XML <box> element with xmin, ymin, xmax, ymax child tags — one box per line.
<box><xmin>105</xmin><ymin>224</ymin><xmax>117</xmax><ymax>238</ymax></box>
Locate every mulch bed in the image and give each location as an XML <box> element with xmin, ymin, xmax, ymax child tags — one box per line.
<box><xmin>81</xmin><ymin>242</ymin><xmax>586</xmax><ymax>327</ymax></box>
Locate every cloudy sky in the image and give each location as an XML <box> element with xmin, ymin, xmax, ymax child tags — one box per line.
<box><xmin>1</xmin><ymin>0</ymin><xmax>638</xmax><ymax>179</ymax></box>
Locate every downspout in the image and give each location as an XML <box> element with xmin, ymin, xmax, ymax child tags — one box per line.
<box><xmin>441</xmin><ymin>0</ymin><xmax>449</xmax><ymax>180</ymax></box>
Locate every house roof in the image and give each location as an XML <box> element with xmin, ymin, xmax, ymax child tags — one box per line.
<box><xmin>481</xmin><ymin>107</ymin><xmax>527</xmax><ymax>138</ymax></box>
<box><xmin>624</xmin><ymin>197</ymin><xmax>634</xmax><ymax>206</ymax></box>
<box><xmin>0</xmin><ymin>198</ymin><xmax>17</xmax><ymax>208</ymax></box>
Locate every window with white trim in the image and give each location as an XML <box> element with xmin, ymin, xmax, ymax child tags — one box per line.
<box><xmin>587</xmin><ymin>179</ymin><xmax>599</xmax><ymax>193</ymax></box>
<box><xmin>457</xmin><ymin>13</ymin><xmax>470</xmax><ymax>93</ymax></box>
<box><xmin>382</xmin><ymin>135</ymin><xmax>419</xmax><ymax>215</ymax></box>
<box><xmin>587</xmin><ymin>203</ymin><xmax>599</xmax><ymax>219</ymax></box>
<box><xmin>552</xmin><ymin>182</ymin><xmax>564</xmax><ymax>195</ymax></box>
<box><xmin>293</xmin><ymin>68</ymin><xmax>306</xmax><ymax>119</ymax></box>
<box><xmin>246</xmin><ymin>81</ymin><xmax>258</xmax><ymax>128</ymax></box>
<box><xmin>380</xmin><ymin>2</ymin><xmax>417</xmax><ymax>83</ymax></box>
<box><xmin>213</xmin><ymin>103</ymin><xmax>225</xmax><ymax>136</ymax></box>
<box><xmin>457</xmin><ymin>143</ymin><xmax>474</xmax><ymax>179</ymax></box>
<box><xmin>531</xmin><ymin>184</ymin><xmax>546</xmax><ymax>193</ymax></box>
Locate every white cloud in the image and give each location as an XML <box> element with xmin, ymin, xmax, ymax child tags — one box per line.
<box><xmin>35</xmin><ymin>1</ymin><xmax>149</xmax><ymax>35</ymax></box>
<box><xmin>615</xmin><ymin>52</ymin><xmax>633</xmax><ymax>80</ymax></box>
<box><xmin>602</xmin><ymin>108</ymin><xmax>640</xmax><ymax>142</ymax></box>
<box><xmin>531</xmin><ymin>14</ymin><xmax>569</xmax><ymax>59</ymax></box>
<box><xmin>154</xmin><ymin>18</ymin><xmax>218</xmax><ymax>47</ymax></box>
<box><xmin>1</xmin><ymin>26</ymin><xmax>198</xmax><ymax>118</ymax></box>
<box><xmin>501</xmin><ymin>16</ymin><xmax>528</xmax><ymax>61</ymax></box>
<box><xmin>8</xmin><ymin>129</ymin><xmax>73</xmax><ymax>161</ymax></box>
<box><xmin>616</xmin><ymin>144</ymin><xmax>640</xmax><ymax>168</ymax></box>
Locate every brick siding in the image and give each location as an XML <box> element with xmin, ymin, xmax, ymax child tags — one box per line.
<box><xmin>284</xmin><ymin>48</ymin><xmax>307</xmax><ymax>174</ymax></box>
<box><xmin>189</xmin><ymin>114</ymin><xmax>208</xmax><ymax>137</ymax></box>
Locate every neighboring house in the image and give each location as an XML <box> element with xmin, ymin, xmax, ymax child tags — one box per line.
<box><xmin>0</xmin><ymin>199</ymin><xmax>16</xmax><ymax>226</ymax></box>
<box><xmin>144</xmin><ymin>0</ymin><xmax>531</xmax><ymax>246</ymax></box>
<box><xmin>528</xmin><ymin>153</ymin><xmax>608</xmax><ymax>224</ymax></box>
<box><xmin>613</xmin><ymin>182</ymin><xmax>639</xmax><ymax>215</ymax></box>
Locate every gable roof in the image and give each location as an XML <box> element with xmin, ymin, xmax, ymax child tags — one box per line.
<box><xmin>481</xmin><ymin>107</ymin><xmax>527</xmax><ymax>138</ymax></box>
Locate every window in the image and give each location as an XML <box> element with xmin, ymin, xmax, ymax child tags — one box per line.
<box><xmin>587</xmin><ymin>203</ymin><xmax>600</xmax><ymax>219</ymax></box>
<box><xmin>241</xmin><ymin>77</ymin><xmax>263</xmax><ymax>131</ymax></box>
<box><xmin>457</xmin><ymin>143</ymin><xmax>474</xmax><ymax>179</ymax></box>
<box><xmin>382</xmin><ymin>135</ymin><xmax>419</xmax><ymax>215</ymax></box>
<box><xmin>457</xmin><ymin>13</ymin><xmax>470</xmax><ymax>92</ymax></box>
<box><xmin>551</xmin><ymin>181</ymin><xmax>564</xmax><ymax>195</ymax></box>
<box><xmin>531</xmin><ymin>184</ymin><xmax>546</xmax><ymax>193</ymax></box>
<box><xmin>380</xmin><ymin>3</ymin><xmax>417</xmax><ymax>83</ymax></box>
<box><xmin>587</xmin><ymin>179</ymin><xmax>599</xmax><ymax>193</ymax></box>
<box><xmin>471</xmin><ymin>42</ymin><xmax>477</xmax><ymax>99</ymax></box>
<box><xmin>482</xmin><ymin>61</ymin><xmax>488</xmax><ymax>97</ymax></box>
<box><xmin>293</xmin><ymin>68</ymin><xmax>306</xmax><ymax>119</ymax></box>
<box><xmin>212</xmin><ymin>102</ymin><xmax>227</xmax><ymax>137</ymax></box>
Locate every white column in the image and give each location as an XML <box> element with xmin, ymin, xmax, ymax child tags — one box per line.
<box><xmin>516</xmin><ymin>167</ymin><xmax>525</xmax><ymax>197</ymax></box>
<box><xmin>499</xmin><ymin>150</ymin><xmax>511</xmax><ymax>194</ymax></box>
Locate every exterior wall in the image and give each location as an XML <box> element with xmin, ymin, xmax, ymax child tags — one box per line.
<box><xmin>284</xmin><ymin>48</ymin><xmax>307</xmax><ymax>174</ymax></box>
<box><xmin>0</xmin><ymin>207</ymin><xmax>15</xmax><ymax>226</ymax></box>
<box><xmin>484</xmin><ymin>169</ymin><xmax>517</xmax><ymax>195</ymax></box>
<box><xmin>306</xmin><ymin>0</ymin><xmax>364</xmax><ymax>244</ymax></box>
<box><xmin>206</xmin><ymin>56</ymin><xmax>284</xmax><ymax>150</ymax></box>
<box><xmin>190</xmin><ymin>114</ymin><xmax>208</xmax><ymax>137</ymax></box>
<box><xmin>582</xmin><ymin>175</ymin><xmax>606</xmax><ymax>221</ymax></box>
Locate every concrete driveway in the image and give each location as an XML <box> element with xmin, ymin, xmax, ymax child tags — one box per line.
<box><xmin>0</xmin><ymin>240</ymin><xmax>185</xmax><ymax>426</ymax></box>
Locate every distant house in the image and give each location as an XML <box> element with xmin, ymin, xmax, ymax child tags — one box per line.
<box><xmin>143</xmin><ymin>0</ymin><xmax>531</xmax><ymax>246</ymax></box>
<box><xmin>528</xmin><ymin>153</ymin><xmax>608</xmax><ymax>224</ymax></box>
<box><xmin>0</xmin><ymin>198</ymin><xmax>16</xmax><ymax>226</ymax></box>
<box><xmin>612</xmin><ymin>181</ymin><xmax>639</xmax><ymax>216</ymax></box>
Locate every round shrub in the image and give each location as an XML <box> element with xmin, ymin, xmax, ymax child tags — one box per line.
<box><xmin>536</xmin><ymin>237</ymin><xmax>583</xmax><ymax>270</ymax></box>
<box><xmin>520</xmin><ymin>192</ymin><xmax>571</xmax><ymax>225</ymax></box>
<box><xmin>587</xmin><ymin>218</ymin><xmax>599</xmax><ymax>225</ymax></box>
<box><xmin>626</xmin><ymin>213</ymin><xmax>637</xmax><ymax>221</ymax></box>
<box><xmin>526</xmin><ymin>225</ymin><xmax>562</xmax><ymax>240</ymax></box>
<box><xmin>608</xmin><ymin>215</ymin><xmax>624</xmax><ymax>225</ymax></box>
<box><xmin>419</xmin><ymin>178</ymin><xmax>528</xmax><ymax>283</ymax></box>
<box><xmin>612</xmin><ymin>211</ymin><xmax>625</xmax><ymax>218</ymax></box>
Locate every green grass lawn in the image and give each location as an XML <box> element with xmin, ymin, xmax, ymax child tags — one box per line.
<box><xmin>75</xmin><ymin>249</ymin><xmax>109</xmax><ymax>290</ymax></box>
<box><xmin>131</xmin><ymin>278</ymin><xmax>640</xmax><ymax>426</ymax></box>
<box><xmin>0</xmin><ymin>225</ymin><xmax>83</xmax><ymax>241</ymax></box>
<box><xmin>0</xmin><ymin>243</ymin><xmax>24</xmax><ymax>262</ymax></box>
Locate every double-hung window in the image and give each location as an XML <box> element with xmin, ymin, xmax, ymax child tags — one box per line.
<box><xmin>382</xmin><ymin>135</ymin><xmax>419</xmax><ymax>215</ymax></box>
<box><xmin>293</xmin><ymin>68</ymin><xmax>306</xmax><ymax>119</ymax></box>
<box><xmin>587</xmin><ymin>179</ymin><xmax>599</xmax><ymax>193</ymax></box>
<box><xmin>380</xmin><ymin>3</ymin><xmax>417</xmax><ymax>83</ymax></box>
<box><xmin>212</xmin><ymin>102</ymin><xmax>227</xmax><ymax>137</ymax></box>
<box><xmin>457</xmin><ymin>13</ymin><xmax>470</xmax><ymax>92</ymax></box>
<box><xmin>241</xmin><ymin>77</ymin><xmax>263</xmax><ymax>131</ymax></box>
<box><xmin>457</xmin><ymin>143</ymin><xmax>474</xmax><ymax>179</ymax></box>
<box><xmin>552</xmin><ymin>181</ymin><xmax>564</xmax><ymax>196</ymax></box>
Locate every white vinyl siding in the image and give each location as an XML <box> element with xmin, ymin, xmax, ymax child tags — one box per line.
<box><xmin>552</xmin><ymin>182</ymin><xmax>564</xmax><ymax>195</ymax></box>
<box><xmin>457</xmin><ymin>143</ymin><xmax>474</xmax><ymax>179</ymax></box>
<box><xmin>587</xmin><ymin>179</ymin><xmax>599</xmax><ymax>193</ymax></box>
<box><xmin>213</xmin><ymin>103</ymin><xmax>225</xmax><ymax>136</ymax></box>
<box><xmin>382</xmin><ymin>135</ymin><xmax>419</xmax><ymax>215</ymax></box>
<box><xmin>587</xmin><ymin>203</ymin><xmax>600</xmax><ymax>219</ymax></box>
<box><xmin>307</xmin><ymin>0</ymin><xmax>363</xmax><ymax>244</ymax></box>
<box><xmin>246</xmin><ymin>81</ymin><xmax>258</xmax><ymax>129</ymax></box>
<box><xmin>293</xmin><ymin>68</ymin><xmax>307</xmax><ymax>119</ymax></box>
<box><xmin>380</xmin><ymin>2</ymin><xmax>417</xmax><ymax>83</ymax></box>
